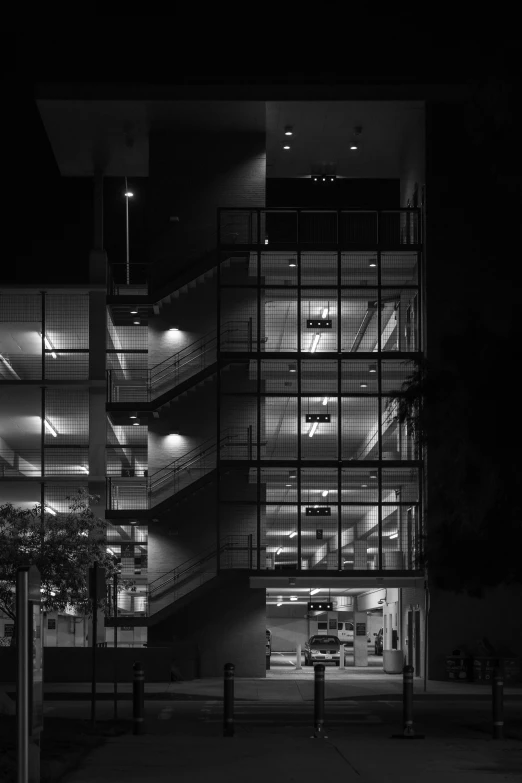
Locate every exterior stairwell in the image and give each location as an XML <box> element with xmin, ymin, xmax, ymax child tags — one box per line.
<box><xmin>147</xmin><ymin>535</ymin><xmax>254</xmax><ymax>625</ymax></box>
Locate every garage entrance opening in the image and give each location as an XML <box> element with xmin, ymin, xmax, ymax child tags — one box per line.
<box><xmin>258</xmin><ymin>579</ymin><xmax>426</xmax><ymax>679</ymax></box>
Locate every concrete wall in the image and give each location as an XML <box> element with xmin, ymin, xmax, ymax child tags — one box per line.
<box><xmin>148</xmin><ymin>130</ymin><xmax>266</xmax><ymax>273</ymax></box>
<box><xmin>149</xmin><ymin>572</ymin><xmax>266</xmax><ymax>677</ymax></box>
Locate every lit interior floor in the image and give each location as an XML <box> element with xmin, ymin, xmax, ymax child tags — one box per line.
<box><xmin>267</xmin><ymin>650</ymin><xmax>384</xmax><ymax>678</ymax></box>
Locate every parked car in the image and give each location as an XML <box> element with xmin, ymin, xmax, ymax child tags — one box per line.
<box><xmin>374</xmin><ymin>628</ymin><xmax>383</xmax><ymax>655</ymax></box>
<box><xmin>304</xmin><ymin>635</ymin><xmax>341</xmax><ymax>666</ymax></box>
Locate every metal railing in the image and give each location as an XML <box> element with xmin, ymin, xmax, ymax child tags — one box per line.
<box><xmin>218</xmin><ymin>208</ymin><xmax>421</xmax><ymax>247</ymax></box>
<box><xmin>149</xmin><ymin>535</ymin><xmax>254</xmax><ymax>605</ymax></box>
<box><xmin>106</xmin><ymin>427</ymin><xmax>254</xmax><ymax>511</ymax></box>
<box><xmin>107</xmin><ymin>320</ymin><xmax>252</xmax><ymax>403</ymax></box>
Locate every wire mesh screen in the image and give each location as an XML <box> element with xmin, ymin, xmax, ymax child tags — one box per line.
<box><xmin>262</xmin><ymin>211</ymin><xmax>298</xmax><ymax>245</ymax></box>
<box><xmin>341</xmin><ymin>360</ymin><xmax>378</xmax><ymax>394</ymax></box>
<box><xmin>380</xmin><ymin>289</ymin><xmax>418</xmax><ymax>352</ymax></box>
<box><xmin>220</xmin><ymin>290</ymin><xmax>257</xmax><ymax>351</ymax></box>
<box><xmin>341</xmin><ymin>253</ymin><xmax>378</xmax><ymax>286</ymax></box>
<box><xmin>44</xmin><ymin>484</ymin><xmax>88</xmax><ymax>516</ymax></box>
<box><xmin>260</xmin><ymin>253</ymin><xmax>298</xmax><ymax>285</ymax></box>
<box><xmin>382</xmin><ymin>468</ymin><xmax>419</xmax><ymax>503</ymax></box>
<box><xmin>341</xmin><ymin>290</ymin><xmax>379</xmax><ymax>352</ymax></box>
<box><xmin>381</xmin><ymin>360</ymin><xmax>417</xmax><ymax>394</ymax></box>
<box><xmin>260</xmin><ymin>467</ymin><xmax>297</xmax><ymax>504</ymax></box>
<box><xmin>0</xmin><ymin>354</ymin><xmax>41</xmax><ymax>380</ymax></box>
<box><xmin>46</xmin><ymin>295</ymin><xmax>89</xmax><ymax>349</ymax></box>
<box><xmin>107</xmin><ymin>421</ymin><xmax>148</xmax><ymax>448</ymax></box>
<box><xmin>107</xmin><ymin>447</ymin><xmax>148</xmax><ymax>477</ymax></box>
<box><xmin>341</xmin><ymin>397</ymin><xmax>379</xmax><ymax>460</ymax></box>
<box><xmin>218</xmin><ymin>505</ymin><xmax>257</xmax><ymax>568</ymax></box>
<box><xmin>301</xmin><ymin>502</ymin><xmax>338</xmax><ymax>570</ymax></box>
<box><xmin>301</xmin><ymin>291</ymin><xmax>337</xmax><ymax>353</ymax></box>
<box><xmin>219</xmin><ymin>467</ymin><xmax>257</xmax><ymax>502</ymax></box>
<box><xmin>0</xmin><ymin>449</ymin><xmax>41</xmax><ymax>478</ymax></box>
<box><xmin>380</xmin><ymin>211</ymin><xmax>420</xmax><ymax>246</ymax></box>
<box><xmin>301</xmin><ymin>396</ymin><xmax>338</xmax><ymax>460</ymax></box>
<box><xmin>262</xmin><ymin>504</ymin><xmax>298</xmax><ymax>570</ymax></box>
<box><xmin>381</xmin><ymin>252</ymin><xmax>419</xmax><ymax>286</ymax></box>
<box><xmin>220</xmin><ymin>396</ymin><xmax>257</xmax><ymax>460</ymax></box>
<box><xmin>262</xmin><ymin>397</ymin><xmax>298</xmax><ymax>460</ymax></box>
<box><xmin>260</xmin><ymin>360</ymin><xmax>296</xmax><ymax>394</ymax></box>
<box><xmin>219</xmin><ymin>253</ymin><xmax>257</xmax><ymax>286</ymax></box>
<box><xmin>300</xmin><ymin>211</ymin><xmax>337</xmax><ymax>244</ymax></box>
<box><xmin>45</xmin><ymin>353</ymin><xmax>90</xmax><ymax>380</ymax></box>
<box><xmin>301</xmin><ymin>253</ymin><xmax>337</xmax><ymax>286</ymax></box>
<box><xmin>263</xmin><ymin>290</ymin><xmax>297</xmax><ymax>352</ymax></box>
<box><xmin>44</xmin><ymin>389</ymin><xmax>89</xmax><ymax>445</ymax></box>
<box><xmin>107</xmin><ymin>323</ymin><xmax>147</xmax><ymax>352</ymax></box>
<box><xmin>221</xmin><ymin>361</ymin><xmax>257</xmax><ymax>393</ymax></box>
<box><xmin>382</xmin><ymin>397</ymin><xmax>416</xmax><ymax>460</ymax></box>
<box><xmin>300</xmin><ymin>467</ymin><xmax>337</xmax><ymax>506</ymax></box>
<box><xmin>44</xmin><ymin>448</ymin><xmax>89</xmax><ymax>475</ymax></box>
<box><xmin>339</xmin><ymin>211</ymin><xmax>378</xmax><ymax>245</ymax></box>
<box><xmin>106</xmin><ymin>352</ymin><xmax>148</xmax><ymax>402</ymax></box>
<box><xmin>341</xmin><ymin>505</ymin><xmax>379</xmax><ymax>570</ymax></box>
<box><xmin>341</xmin><ymin>469</ymin><xmax>379</xmax><ymax>503</ymax></box>
<box><xmin>301</xmin><ymin>360</ymin><xmax>337</xmax><ymax>395</ymax></box>
<box><xmin>0</xmin><ymin>295</ymin><xmax>42</xmax><ymax>321</ymax></box>
<box><xmin>219</xmin><ymin>210</ymin><xmax>258</xmax><ymax>244</ymax></box>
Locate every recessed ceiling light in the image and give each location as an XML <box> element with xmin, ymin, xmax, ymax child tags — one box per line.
<box><xmin>321</xmin><ymin>490</ymin><xmax>329</xmax><ymax>497</ymax></box>
<box><xmin>360</xmin><ymin>383</ymin><xmax>368</xmax><ymax>388</ymax></box>
<box><xmin>132</xmin><ymin>422</ymin><xmax>140</xmax><ymax>426</ymax></box>
<box><xmin>370</xmin><ymin>472</ymin><xmax>377</xmax><ymax>480</ymax></box>
<box><xmin>369</xmin><ymin>260</ymin><xmax>377</xmax><ymax>267</ymax></box>
<box><xmin>169</xmin><ymin>326</ymin><xmax>179</xmax><ymax>331</ymax></box>
<box><xmin>286</xmin><ymin>483</ymin><xmax>292</xmax><ymax>487</ymax></box>
<box><xmin>369</xmin><ymin>364</ymin><xmax>377</xmax><ymax>373</ymax></box>
<box><xmin>283</xmin><ymin>145</ymin><xmax>291</xmax><ymax>150</ymax></box>
<box><xmin>350</xmin><ymin>145</ymin><xmax>358</xmax><ymax>150</ymax></box>
<box><xmin>361</xmin><ymin>484</ymin><xmax>368</xmax><ymax>488</ymax></box>
<box><xmin>130</xmin><ymin>310</ymin><xmax>138</xmax><ymax>314</ymax></box>
<box><xmin>284</xmin><ymin>126</ymin><xmax>293</xmax><ymax>136</ymax></box>
<box><xmin>290</xmin><ymin>596</ymin><xmax>298</xmax><ymax>601</ymax></box>
<box><xmin>133</xmin><ymin>320</ymin><xmax>140</xmax><ymax>325</ymax></box>
<box><xmin>288</xmin><ymin>259</ymin><xmax>297</xmax><ymax>267</ymax></box>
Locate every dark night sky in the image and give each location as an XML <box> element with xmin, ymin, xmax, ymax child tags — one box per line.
<box><xmin>10</xmin><ymin>19</ymin><xmax>519</xmax><ymax>285</ymax></box>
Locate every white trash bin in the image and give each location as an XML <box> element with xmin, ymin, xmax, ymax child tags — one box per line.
<box><xmin>383</xmin><ymin>649</ymin><xmax>404</xmax><ymax>674</ymax></box>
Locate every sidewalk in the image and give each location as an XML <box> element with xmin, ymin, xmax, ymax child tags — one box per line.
<box><xmin>35</xmin><ymin>675</ymin><xmax>522</xmax><ymax>701</ymax></box>
<box><xmin>61</xmin><ymin>732</ymin><xmax>522</xmax><ymax>783</ymax></box>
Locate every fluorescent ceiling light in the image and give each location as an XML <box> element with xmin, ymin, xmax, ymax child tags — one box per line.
<box><xmin>308</xmin><ymin>421</ymin><xmax>319</xmax><ymax>438</ymax></box>
<box><xmin>78</xmin><ymin>466</ymin><xmax>89</xmax><ymax>474</ymax></box>
<box><xmin>169</xmin><ymin>326</ymin><xmax>179</xmax><ymax>331</ymax></box>
<box><xmin>321</xmin><ymin>490</ymin><xmax>329</xmax><ymax>497</ymax></box>
<box><xmin>289</xmin><ymin>531</ymin><xmax>297</xmax><ymax>538</ymax></box>
<box><xmin>44</xmin><ymin>418</ymin><xmax>58</xmax><ymax>437</ymax></box>
<box><xmin>132</xmin><ymin>422</ymin><xmax>140</xmax><ymax>426</ymax></box>
<box><xmin>360</xmin><ymin>383</ymin><xmax>368</xmax><ymax>388</ymax></box>
<box><xmin>389</xmin><ymin>532</ymin><xmax>398</xmax><ymax>539</ymax></box>
<box><xmin>45</xmin><ymin>506</ymin><xmax>57</xmax><ymax>516</ymax></box>
<box><xmin>264</xmin><ymin>239</ymin><xmax>269</xmax><ymax>245</ymax></box>
<box><xmin>130</xmin><ymin>415</ymin><xmax>137</xmax><ymax>419</ymax></box>
<box><xmin>322</xmin><ymin>397</ymin><xmax>328</xmax><ymax>406</ymax></box>
<box><xmin>288</xmin><ymin>259</ymin><xmax>297</xmax><ymax>267</ymax></box>
<box><xmin>133</xmin><ymin>321</ymin><xmax>141</xmax><ymax>325</ymax></box>
<box><xmin>350</xmin><ymin>144</ymin><xmax>358</xmax><ymax>150</ymax></box>
<box><xmin>290</xmin><ymin>596</ymin><xmax>298</xmax><ymax>601</ymax></box>
<box><xmin>321</xmin><ymin>308</ymin><xmax>328</xmax><ymax>319</ymax></box>
<box><xmin>277</xmin><ymin>602</ymin><xmax>283</xmax><ymax>606</ymax></box>
<box><xmin>130</xmin><ymin>310</ymin><xmax>138</xmax><ymax>314</ymax></box>
<box><xmin>124</xmin><ymin>191</ymin><xmax>134</xmax><ymax>197</ymax></box>
<box><xmin>286</xmin><ymin>483</ymin><xmax>292</xmax><ymax>487</ymax></box>
<box><xmin>310</xmin><ymin>333</ymin><xmax>321</xmax><ymax>353</ymax></box>
<box><xmin>310</xmin><ymin>588</ymin><xmax>321</xmax><ymax>595</ymax></box>
<box><xmin>276</xmin><ymin>547</ymin><xmax>283</xmax><ymax>555</ymax></box>
<box><xmin>284</xmin><ymin>126</ymin><xmax>293</xmax><ymax>136</ymax></box>
<box><xmin>369</xmin><ymin>364</ymin><xmax>377</xmax><ymax>373</ymax></box>
<box><xmin>283</xmin><ymin>145</ymin><xmax>290</xmax><ymax>150</ymax></box>
<box><xmin>344</xmin><ymin>559</ymin><xmax>354</xmax><ymax>564</ymax></box>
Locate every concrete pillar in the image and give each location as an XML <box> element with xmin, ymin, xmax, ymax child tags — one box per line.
<box><xmin>353</xmin><ymin>612</ymin><xmax>368</xmax><ymax>667</ymax></box>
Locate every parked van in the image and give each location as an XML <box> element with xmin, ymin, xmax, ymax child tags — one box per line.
<box><xmin>317</xmin><ymin>620</ymin><xmax>354</xmax><ymax>646</ymax></box>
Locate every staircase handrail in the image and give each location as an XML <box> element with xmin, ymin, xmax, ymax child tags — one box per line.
<box><xmin>149</xmin><ymin>534</ymin><xmax>251</xmax><ymax>598</ymax></box>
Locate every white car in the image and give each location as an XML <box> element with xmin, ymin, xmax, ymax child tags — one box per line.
<box><xmin>336</xmin><ymin>621</ymin><xmax>354</xmax><ymax>646</ymax></box>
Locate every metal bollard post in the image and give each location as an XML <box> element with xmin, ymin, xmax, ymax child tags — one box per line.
<box><xmin>223</xmin><ymin>663</ymin><xmax>235</xmax><ymax>737</ymax></box>
<box><xmin>132</xmin><ymin>661</ymin><xmax>145</xmax><ymax>735</ymax></box>
<box><xmin>295</xmin><ymin>644</ymin><xmax>302</xmax><ymax>671</ymax></box>
<box><xmin>492</xmin><ymin>670</ymin><xmax>504</xmax><ymax>740</ymax></box>
<box><xmin>339</xmin><ymin>644</ymin><xmax>345</xmax><ymax>670</ymax></box>
<box><xmin>311</xmin><ymin>664</ymin><xmax>328</xmax><ymax>739</ymax></box>
<box><xmin>391</xmin><ymin>664</ymin><xmax>424</xmax><ymax>739</ymax></box>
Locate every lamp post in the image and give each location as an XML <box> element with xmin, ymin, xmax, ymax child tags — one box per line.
<box><xmin>124</xmin><ymin>178</ymin><xmax>134</xmax><ymax>285</ymax></box>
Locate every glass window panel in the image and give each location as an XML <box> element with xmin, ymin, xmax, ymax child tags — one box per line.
<box><xmin>340</xmin><ymin>290</ymin><xmax>378</xmax><ymax>352</ymax></box>
<box><xmin>262</xmin><ymin>210</ymin><xmax>298</xmax><ymax>245</ymax></box>
<box><xmin>381</xmin><ymin>252</ymin><xmax>418</xmax><ymax>286</ymax></box>
<box><xmin>381</xmin><ymin>360</ymin><xmax>417</xmax><ymax>393</ymax></box>
<box><xmin>45</xmin><ymin>389</ymin><xmax>89</xmax><ymax>445</ymax></box>
<box><xmin>301</xmin><ymin>468</ymin><xmax>338</xmax><ymax>506</ymax></box>
<box><xmin>381</xmin><ymin>504</ymin><xmax>421</xmax><ymax>570</ymax></box>
<box><xmin>341</xmin><ymin>397</ymin><xmax>379</xmax><ymax>460</ymax></box>
<box><xmin>261</xmin><ymin>467</ymin><xmax>298</xmax><ymax>504</ymax></box>
<box><xmin>47</xmin><ymin>295</ymin><xmax>89</xmax><ymax>349</ymax></box>
<box><xmin>382</xmin><ymin>468</ymin><xmax>420</xmax><ymax>502</ymax></box>
<box><xmin>262</xmin><ymin>397</ymin><xmax>298</xmax><ymax>460</ymax></box>
<box><xmin>220</xmin><ymin>395</ymin><xmax>257</xmax><ymax>459</ymax></box>
<box><xmin>341</xmin><ymin>360</ymin><xmax>378</xmax><ymax>394</ymax></box>
<box><xmin>219</xmin><ymin>504</ymin><xmax>257</xmax><ymax>568</ymax></box>
<box><xmin>300</xmin><ymin>252</ymin><xmax>337</xmax><ymax>286</ymax></box>
<box><xmin>339</xmin><ymin>211</ymin><xmax>377</xmax><ymax>245</ymax></box>
<box><xmin>221</xmin><ymin>361</ymin><xmax>257</xmax><ymax>393</ymax></box>
<box><xmin>301</xmin><ymin>396</ymin><xmax>338</xmax><ymax>460</ymax></box>
<box><xmin>300</xmin><ymin>211</ymin><xmax>337</xmax><ymax>245</ymax></box>
<box><xmin>262</xmin><ymin>290</ymin><xmax>297</xmax><ymax>352</ymax></box>
<box><xmin>220</xmin><ymin>468</ymin><xmax>257</xmax><ymax>502</ymax></box>
<box><xmin>341</xmin><ymin>253</ymin><xmax>378</xmax><ymax>286</ymax></box>
<box><xmin>262</xmin><ymin>504</ymin><xmax>298</xmax><ymax>570</ymax></box>
<box><xmin>220</xmin><ymin>289</ymin><xmax>257</xmax><ymax>351</ymax></box>
<box><xmin>380</xmin><ymin>289</ymin><xmax>419</xmax><ymax>352</ymax></box>
<box><xmin>301</xmin><ymin>290</ymin><xmax>338</xmax><ymax>353</ymax></box>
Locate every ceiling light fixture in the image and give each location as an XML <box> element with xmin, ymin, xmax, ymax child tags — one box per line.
<box><xmin>284</xmin><ymin>126</ymin><xmax>293</xmax><ymax>136</ymax></box>
<box><xmin>369</xmin><ymin>260</ymin><xmax>377</xmax><ymax>268</ymax></box>
<box><xmin>289</xmin><ymin>531</ymin><xmax>297</xmax><ymax>538</ymax></box>
<box><xmin>130</xmin><ymin>310</ymin><xmax>138</xmax><ymax>315</ymax></box>
<box><xmin>289</xmin><ymin>364</ymin><xmax>297</xmax><ymax>373</ymax></box>
<box><xmin>286</xmin><ymin>483</ymin><xmax>292</xmax><ymax>487</ymax></box>
<box><xmin>321</xmin><ymin>490</ymin><xmax>329</xmax><ymax>497</ymax></box>
<box><xmin>288</xmin><ymin>259</ymin><xmax>297</xmax><ymax>267</ymax></box>
<box><xmin>133</xmin><ymin>320</ymin><xmax>140</xmax><ymax>325</ymax></box>
<box><xmin>308</xmin><ymin>421</ymin><xmax>319</xmax><ymax>438</ymax></box>
<box><xmin>78</xmin><ymin>466</ymin><xmax>89</xmax><ymax>474</ymax></box>
<box><xmin>40</xmin><ymin>333</ymin><xmax>57</xmax><ymax>359</ymax></box>
<box><xmin>370</xmin><ymin>472</ymin><xmax>377</xmax><ymax>480</ymax></box>
<box><xmin>264</xmin><ymin>238</ymin><xmax>269</xmax><ymax>245</ymax></box>
<box><xmin>44</xmin><ymin>418</ymin><xmax>58</xmax><ymax>437</ymax></box>
<box><xmin>276</xmin><ymin>547</ymin><xmax>283</xmax><ymax>555</ymax></box>
<box><xmin>361</xmin><ymin>483</ymin><xmax>368</xmax><ymax>488</ymax></box>
<box><xmin>132</xmin><ymin>421</ymin><xmax>140</xmax><ymax>426</ymax></box>
<box><xmin>369</xmin><ymin>364</ymin><xmax>377</xmax><ymax>373</ymax></box>
<box><xmin>277</xmin><ymin>602</ymin><xmax>283</xmax><ymax>606</ymax></box>
<box><xmin>321</xmin><ymin>307</ymin><xmax>329</xmax><ymax>319</ymax></box>
<box><xmin>289</xmin><ymin>471</ymin><xmax>297</xmax><ymax>479</ymax></box>
<box><xmin>310</xmin><ymin>588</ymin><xmax>322</xmax><ymax>595</ymax></box>
<box><xmin>290</xmin><ymin>595</ymin><xmax>298</xmax><ymax>601</ymax></box>
<box><xmin>283</xmin><ymin>145</ymin><xmax>291</xmax><ymax>150</ymax></box>
<box><xmin>45</xmin><ymin>505</ymin><xmax>57</xmax><ymax>516</ymax></box>
<box><xmin>310</xmin><ymin>333</ymin><xmax>321</xmax><ymax>353</ymax></box>
<box><xmin>360</xmin><ymin>383</ymin><xmax>368</xmax><ymax>388</ymax></box>
<box><xmin>322</xmin><ymin>397</ymin><xmax>328</xmax><ymax>406</ymax></box>
<box><xmin>124</xmin><ymin>190</ymin><xmax>134</xmax><ymax>198</ymax></box>
<box><xmin>130</xmin><ymin>415</ymin><xmax>137</xmax><ymax>419</ymax></box>
<box><xmin>389</xmin><ymin>532</ymin><xmax>398</xmax><ymax>539</ymax></box>
<box><xmin>169</xmin><ymin>326</ymin><xmax>179</xmax><ymax>331</ymax></box>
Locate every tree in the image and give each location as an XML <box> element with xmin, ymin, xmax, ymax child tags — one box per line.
<box><xmin>0</xmin><ymin>489</ymin><xmax>127</xmax><ymax>643</ymax></box>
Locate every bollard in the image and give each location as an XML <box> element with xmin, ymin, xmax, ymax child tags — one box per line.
<box><xmin>223</xmin><ymin>663</ymin><xmax>235</xmax><ymax>737</ymax></box>
<box><xmin>339</xmin><ymin>644</ymin><xmax>345</xmax><ymax>670</ymax></box>
<box><xmin>492</xmin><ymin>670</ymin><xmax>504</xmax><ymax>740</ymax></box>
<box><xmin>132</xmin><ymin>661</ymin><xmax>145</xmax><ymax>735</ymax></box>
<box><xmin>295</xmin><ymin>644</ymin><xmax>302</xmax><ymax>671</ymax></box>
<box><xmin>311</xmin><ymin>664</ymin><xmax>328</xmax><ymax>739</ymax></box>
<box><xmin>391</xmin><ymin>664</ymin><xmax>424</xmax><ymax>739</ymax></box>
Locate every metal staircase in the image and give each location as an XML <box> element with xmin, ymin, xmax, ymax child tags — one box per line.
<box><xmin>147</xmin><ymin>535</ymin><xmax>254</xmax><ymax>620</ymax></box>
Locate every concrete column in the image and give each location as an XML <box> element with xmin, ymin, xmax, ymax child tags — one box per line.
<box><xmin>353</xmin><ymin>612</ymin><xmax>368</xmax><ymax>667</ymax></box>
